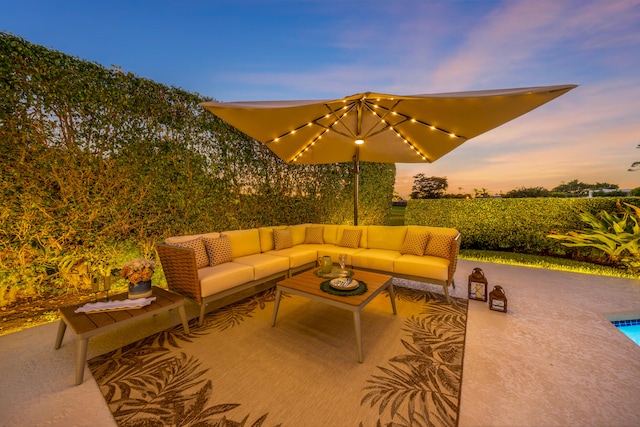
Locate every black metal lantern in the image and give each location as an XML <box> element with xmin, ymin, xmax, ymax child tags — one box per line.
<box><xmin>468</xmin><ymin>268</ymin><xmax>488</xmax><ymax>302</ymax></box>
<box><xmin>489</xmin><ymin>285</ymin><xmax>508</xmax><ymax>313</ymax></box>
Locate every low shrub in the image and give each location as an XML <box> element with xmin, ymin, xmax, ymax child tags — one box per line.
<box><xmin>406</xmin><ymin>197</ymin><xmax>640</xmax><ymax>265</ymax></box>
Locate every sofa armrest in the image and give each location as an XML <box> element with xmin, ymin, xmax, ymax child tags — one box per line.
<box><xmin>156</xmin><ymin>243</ymin><xmax>202</xmax><ymax>303</ymax></box>
<box><xmin>447</xmin><ymin>233</ymin><xmax>462</xmax><ymax>286</ymax></box>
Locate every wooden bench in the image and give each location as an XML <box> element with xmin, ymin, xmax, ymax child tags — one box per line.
<box><xmin>54</xmin><ymin>286</ymin><xmax>190</xmax><ymax>385</ymax></box>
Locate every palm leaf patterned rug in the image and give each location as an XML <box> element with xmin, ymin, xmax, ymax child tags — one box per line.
<box><xmin>89</xmin><ymin>281</ymin><xmax>468</xmax><ymax>427</ymax></box>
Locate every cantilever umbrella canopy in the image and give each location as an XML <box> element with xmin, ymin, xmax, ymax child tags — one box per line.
<box><xmin>201</xmin><ymin>84</ymin><xmax>576</xmax><ymax>223</ymax></box>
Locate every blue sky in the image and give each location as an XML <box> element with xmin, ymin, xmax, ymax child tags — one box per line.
<box><xmin>3</xmin><ymin>0</ymin><xmax>639</xmax><ymax>195</ymax></box>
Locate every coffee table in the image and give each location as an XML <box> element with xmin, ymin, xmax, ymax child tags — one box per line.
<box><xmin>54</xmin><ymin>286</ymin><xmax>190</xmax><ymax>385</ymax></box>
<box><xmin>271</xmin><ymin>269</ymin><xmax>396</xmax><ymax>362</ymax></box>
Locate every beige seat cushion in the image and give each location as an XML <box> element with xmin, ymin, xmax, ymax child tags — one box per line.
<box><xmin>393</xmin><ymin>255</ymin><xmax>450</xmax><ymax>282</ymax></box>
<box><xmin>232</xmin><ymin>254</ymin><xmax>289</xmax><ymax>280</ymax></box>
<box><xmin>352</xmin><ymin>249</ymin><xmax>401</xmax><ymax>272</ymax></box>
<box><xmin>198</xmin><ymin>263</ymin><xmax>254</xmax><ymax>298</ymax></box>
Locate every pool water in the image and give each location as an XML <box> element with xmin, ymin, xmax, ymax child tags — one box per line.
<box><xmin>612</xmin><ymin>319</ymin><xmax>640</xmax><ymax>346</ymax></box>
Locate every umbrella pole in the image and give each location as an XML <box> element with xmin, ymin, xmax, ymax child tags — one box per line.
<box><xmin>353</xmin><ymin>146</ymin><xmax>359</xmax><ymax>225</ymax></box>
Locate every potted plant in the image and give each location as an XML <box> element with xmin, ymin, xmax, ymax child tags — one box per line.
<box><xmin>121</xmin><ymin>258</ymin><xmax>156</xmax><ymax>299</ymax></box>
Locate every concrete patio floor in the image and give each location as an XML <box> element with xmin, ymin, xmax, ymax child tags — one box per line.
<box><xmin>1</xmin><ymin>259</ymin><xmax>639</xmax><ymax>426</ymax></box>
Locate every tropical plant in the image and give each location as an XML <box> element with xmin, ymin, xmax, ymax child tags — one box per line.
<box><xmin>547</xmin><ymin>201</ymin><xmax>640</xmax><ymax>274</ymax></box>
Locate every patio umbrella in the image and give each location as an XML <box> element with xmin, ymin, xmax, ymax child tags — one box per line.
<box><xmin>201</xmin><ymin>84</ymin><xmax>576</xmax><ymax>224</ymax></box>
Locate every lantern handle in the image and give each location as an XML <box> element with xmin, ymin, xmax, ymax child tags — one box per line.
<box><xmin>492</xmin><ymin>285</ymin><xmax>505</xmax><ymax>296</ymax></box>
<box><xmin>471</xmin><ymin>267</ymin><xmax>485</xmax><ymax>279</ymax></box>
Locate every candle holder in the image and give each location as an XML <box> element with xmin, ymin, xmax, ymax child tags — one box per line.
<box><xmin>489</xmin><ymin>285</ymin><xmax>508</xmax><ymax>313</ymax></box>
<box><xmin>468</xmin><ymin>268</ymin><xmax>488</xmax><ymax>302</ymax></box>
<box><xmin>91</xmin><ymin>274</ymin><xmax>113</xmax><ymax>302</ymax></box>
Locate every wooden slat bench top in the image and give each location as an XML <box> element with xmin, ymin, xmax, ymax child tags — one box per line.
<box><xmin>55</xmin><ymin>286</ymin><xmax>190</xmax><ymax>385</ymax></box>
<box><xmin>59</xmin><ymin>287</ymin><xmax>185</xmax><ymax>337</ymax></box>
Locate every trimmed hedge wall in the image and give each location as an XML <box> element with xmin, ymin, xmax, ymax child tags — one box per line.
<box><xmin>406</xmin><ymin>197</ymin><xmax>640</xmax><ymax>256</ymax></box>
<box><xmin>0</xmin><ymin>33</ymin><xmax>395</xmax><ymax>298</ymax></box>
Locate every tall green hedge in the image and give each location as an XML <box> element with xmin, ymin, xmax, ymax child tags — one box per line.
<box><xmin>406</xmin><ymin>197</ymin><xmax>640</xmax><ymax>257</ymax></box>
<box><xmin>0</xmin><ymin>33</ymin><xmax>394</xmax><ymax>298</ymax></box>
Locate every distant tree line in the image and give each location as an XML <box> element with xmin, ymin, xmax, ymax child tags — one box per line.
<box><xmin>630</xmin><ymin>143</ymin><xmax>640</xmax><ymax>172</ymax></box>
<box><xmin>409</xmin><ymin>175</ymin><xmax>640</xmax><ymax>199</ymax></box>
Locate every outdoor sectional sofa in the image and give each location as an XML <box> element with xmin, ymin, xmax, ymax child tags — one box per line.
<box><xmin>156</xmin><ymin>224</ymin><xmax>461</xmax><ymax>326</ymax></box>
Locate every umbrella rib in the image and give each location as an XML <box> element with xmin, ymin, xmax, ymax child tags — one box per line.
<box><xmin>290</xmin><ymin>102</ymin><xmax>357</xmax><ymax>162</ymax></box>
<box><xmin>367</xmin><ymin>100</ymin><xmax>467</xmax><ymax>140</ymax></box>
<box><xmin>362</xmin><ymin>101</ymin><xmax>431</xmax><ymax>162</ymax></box>
<box><xmin>326</xmin><ymin>102</ymin><xmax>358</xmax><ymax>139</ymax></box>
<box><xmin>265</xmin><ymin>102</ymin><xmax>354</xmax><ymax>144</ymax></box>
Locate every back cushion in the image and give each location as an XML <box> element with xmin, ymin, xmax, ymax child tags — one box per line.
<box><xmin>221</xmin><ymin>229</ymin><xmax>262</xmax><ymax>258</ymax></box>
<box><xmin>165</xmin><ymin>232</ymin><xmax>220</xmax><ymax>244</ymax></box>
<box><xmin>313</xmin><ymin>224</ymin><xmax>338</xmax><ymax>245</ymax></box>
<box><xmin>367</xmin><ymin>226</ymin><xmax>407</xmax><ymax>251</ymax></box>
<box><xmin>289</xmin><ymin>225</ymin><xmax>308</xmax><ymax>245</ymax></box>
<box><xmin>258</xmin><ymin>226</ymin><xmax>287</xmax><ymax>252</ymax></box>
<box><xmin>408</xmin><ymin>225</ymin><xmax>457</xmax><ymax>236</ymax></box>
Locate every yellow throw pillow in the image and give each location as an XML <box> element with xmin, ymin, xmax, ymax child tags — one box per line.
<box><xmin>171</xmin><ymin>237</ymin><xmax>209</xmax><ymax>268</ymax></box>
<box><xmin>273</xmin><ymin>228</ymin><xmax>293</xmax><ymax>250</ymax></box>
<box><xmin>202</xmin><ymin>236</ymin><xmax>234</xmax><ymax>266</ymax></box>
<box><xmin>424</xmin><ymin>233</ymin><xmax>454</xmax><ymax>259</ymax></box>
<box><xmin>400</xmin><ymin>231</ymin><xmax>430</xmax><ymax>256</ymax></box>
<box><xmin>304</xmin><ymin>226</ymin><xmax>324</xmax><ymax>244</ymax></box>
<box><xmin>338</xmin><ymin>228</ymin><xmax>362</xmax><ymax>248</ymax></box>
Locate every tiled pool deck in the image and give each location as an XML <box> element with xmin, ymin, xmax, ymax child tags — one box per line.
<box><xmin>612</xmin><ymin>318</ymin><xmax>640</xmax><ymax>327</ymax></box>
<box><xmin>1</xmin><ymin>259</ymin><xmax>639</xmax><ymax>426</ymax></box>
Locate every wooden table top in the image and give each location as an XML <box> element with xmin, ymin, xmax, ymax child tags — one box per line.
<box><xmin>276</xmin><ymin>269</ymin><xmax>393</xmax><ymax>307</ymax></box>
<box><xmin>59</xmin><ymin>286</ymin><xmax>184</xmax><ymax>335</ymax></box>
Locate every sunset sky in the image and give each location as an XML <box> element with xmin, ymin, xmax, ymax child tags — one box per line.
<box><xmin>3</xmin><ymin>0</ymin><xmax>639</xmax><ymax>196</ymax></box>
